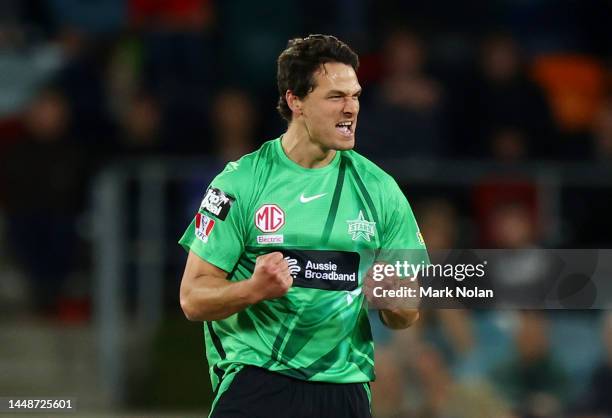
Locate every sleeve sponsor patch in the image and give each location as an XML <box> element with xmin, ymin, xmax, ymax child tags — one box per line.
<box><xmin>195</xmin><ymin>213</ymin><xmax>215</xmax><ymax>242</ymax></box>
<box><xmin>199</xmin><ymin>186</ymin><xmax>235</xmax><ymax>220</ymax></box>
<box><xmin>417</xmin><ymin>231</ymin><xmax>425</xmax><ymax>246</ymax></box>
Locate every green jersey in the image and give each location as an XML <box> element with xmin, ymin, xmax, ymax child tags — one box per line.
<box><xmin>179</xmin><ymin>137</ymin><xmax>426</xmax><ymax>392</ymax></box>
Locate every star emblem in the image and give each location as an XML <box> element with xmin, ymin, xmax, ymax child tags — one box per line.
<box><xmin>347</xmin><ymin>211</ymin><xmax>376</xmax><ymax>241</ymax></box>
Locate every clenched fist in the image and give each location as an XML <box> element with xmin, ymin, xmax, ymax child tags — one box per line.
<box><xmin>247</xmin><ymin>252</ymin><xmax>293</xmax><ymax>303</ymax></box>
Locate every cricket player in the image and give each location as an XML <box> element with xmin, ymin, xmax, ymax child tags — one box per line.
<box><xmin>179</xmin><ymin>34</ymin><xmax>427</xmax><ymax>418</ymax></box>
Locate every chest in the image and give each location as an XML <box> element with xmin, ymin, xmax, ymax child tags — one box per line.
<box><xmin>245</xmin><ymin>172</ymin><xmax>381</xmax><ymax>252</ymax></box>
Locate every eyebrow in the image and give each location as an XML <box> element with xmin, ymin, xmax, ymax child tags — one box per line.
<box><xmin>327</xmin><ymin>89</ymin><xmax>362</xmax><ymax>96</ymax></box>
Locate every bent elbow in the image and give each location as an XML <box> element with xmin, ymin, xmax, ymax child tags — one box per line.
<box><xmin>180</xmin><ymin>296</ymin><xmax>200</xmax><ymax>321</ymax></box>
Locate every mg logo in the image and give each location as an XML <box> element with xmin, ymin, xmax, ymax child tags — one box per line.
<box><xmin>255</xmin><ymin>204</ymin><xmax>285</xmax><ymax>233</ymax></box>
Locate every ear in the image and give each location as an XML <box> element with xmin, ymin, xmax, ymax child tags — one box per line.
<box><xmin>286</xmin><ymin>90</ymin><xmax>303</xmax><ymax>116</ymax></box>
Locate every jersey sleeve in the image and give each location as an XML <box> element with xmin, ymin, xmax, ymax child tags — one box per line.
<box><xmin>178</xmin><ymin>164</ymin><xmax>248</xmax><ymax>273</ymax></box>
<box><xmin>381</xmin><ymin>178</ymin><xmax>426</xmax><ymax>251</ymax></box>
<box><xmin>377</xmin><ymin>179</ymin><xmax>429</xmax><ymax>272</ymax></box>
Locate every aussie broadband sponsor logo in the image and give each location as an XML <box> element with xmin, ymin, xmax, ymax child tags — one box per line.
<box><xmin>257</xmin><ymin>234</ymin><xmax>284</xmax><ymax>244</ymax></box>
<box><xmin>280</xmin><ymin>249</ymin><xmax>360</xmax><ymax>291</ymax></box>
<box><xmin>284</xmin><ymin>256</ymin><xmax>301</xmax><ymax>278</ymax></box>
<box><xmin>304</xmin><ymin>261</ymin><xmax>356</xmax><ymax>282</ymax></box>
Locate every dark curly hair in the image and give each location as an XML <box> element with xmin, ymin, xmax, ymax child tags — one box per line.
<box><xmin>276</xmin><ymin>34</ymin><xmax>359</xmax><ymax>122</ymax></box>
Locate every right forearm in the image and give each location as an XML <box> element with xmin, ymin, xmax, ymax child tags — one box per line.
<box><xmin>179</xmin><ymin>251</ymin><xmax>291</xmax><ymax>321</ymax></box>
<box><xmin>181</xmin><ymin>277</ymin><xmax>257</xmax><ymax>321</ymax></box>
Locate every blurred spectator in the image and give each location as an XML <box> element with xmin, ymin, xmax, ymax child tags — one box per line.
<box><xmin>216</xmin><ymin>0</ymin><xmax>295</xmax><ymax>93</ymax></box>
<box><xmin>488</xmin><ymin>202</ymin><xmax>537</xmax><ymax>249</ymax></box>
<box><xmin>497</xmin><ymin>0</ymin><xmax>595</xmax><ymax>55</ymax></box>
<box><xmin>488</xmin><ymin>126</ymin><xmax>529</xmax><ymax>162</ymax></box>
<box><xmin>531</xmin><ymin>54</ymin><xmax>606</xmax><ymax>136</ymax></box>
<box><xmin>561</xmin><ymin>99</ymin><xmax>612</xmax><ymax>247</ymax></box>
<box><xmin>459</xmin><ymin>34</ymin><xmax>555</xmax><ymax>159</ymax></box>
<box><xmin>584</xmin><ymin>101</ymin><xmax>612</xmax><ymax>245</ymax></box>
<box><xmin>415</xmin><ymin>199</ymin><xmax>477</xmax><ymax>371</ymax></box>
<box><xmin>215</xmin><ymin>0</ymin><xmax>298</xmax><ymax>138</ymax></box>
<box><xmin>54</xmin><ymin>28</ymin><xmax>113</xmax><ymax>141</ymax></box>
<box><xmin>473</xmin><ymin>179</ymin><xmax>540</xmax><ymax>247</ymax></box>
<box><xmin>0</xmin><ymin>88</ymin><xmax>86</xmax><ymax>315</ymax></box>
<box><xmin>368</xmin><ymin>1</ymin><xmax>494</xmax><ymax>40</ymax></box>
<box><xmin>178</xmin><ymin>88</ymin><xmax>257</xmax><ymax>229</ymax></box>
<box><xmin>300</xmin><ymin>0</ymin><xmax>369</xmax><ymax>51</ymax></box>
<box><xmin>370</xmin><ymin>200</ymin><xmax>459</xmax><ymax>417</ymax></box>
<box><xmin>134</xmin><ymin>0</ymin><xmax>216</xmax><ymax>154</ymax></box>
<box><xmin>0</xmin><ymin>25</ymin><xmax>64</xmax><ymax>118</ymax></box>
<box><xmin>105</xmin><ymin>35</ymin><xmax>144</xmax><ymax>123</ymax></box>
<box><xmin>358</xmin><ymin>29</ymin><xmax>447</xmax><ymax>160</ymax></box>
<box><xmin>408</xmin><ymin>344</ymin><xmax>513</xmax><ymax>418</ymax></box>
<box><xmin>210</xmin><ymin>88</ymin><xmax>257</xmax><ymax>162</ymax></box>
<box><xmin>493</xmin><ymin>311</ymin><xmax>568</xmax><ymax>417</ymax></box>
<box><xmin>116</xmin><ymin>92</ymin><xmax>163</xmax><ymax>156</ymax></box>
<box><xmin>485</xmin><ymin>202</ymin><xmax>560</xmax><ymax>308</ymax></box>
<box><xmin>370</xmin><ymin>342</ymin><xmax>407</xmax><ymax>418</ymax></box>
<box><xmin>134</xmin><ymin>0</ymin><xmax>215</xmax><ymax>92</ymax></box>
<box><xmin>591</xmin><ymin>99</ymin><xmax>612</xmax><ymax>162</ymax></box>
<box><xmin>416</xmin><ymin>198</ymin><xmax>459</xmax><ymax>251</ymax></box>
<box><xmin>576</xmin><ymin>312</ymin><xmax>612</xmax><ymax>415</ymax></box>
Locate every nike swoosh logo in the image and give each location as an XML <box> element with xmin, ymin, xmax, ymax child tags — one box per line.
<box><xmin>300</xmin><ymin>193</ymin><xmax>328</xmax><ymax>203</ymax></box>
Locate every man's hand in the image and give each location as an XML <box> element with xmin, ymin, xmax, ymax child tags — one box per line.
<box><xmin>363</xmin><ymin>262</ymin><xmax>420</xmax><ymax>330</ymax></box>
<box><xmin>379</xmin><ymin>308</ymin><xmax>420</xmax><ymax>330</ymax></box>
<box><xmin>246</xmin><ymin>252</ymin><xmax>293</xmax><ymax>303</ymax></box>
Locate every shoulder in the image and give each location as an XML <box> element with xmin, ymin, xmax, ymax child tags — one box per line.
<box><xmin>200</xmin><ymin>141</ymin><xmax>277</xmax><ymax>220</ymax></box>
<box><xmin>211</xmin><ymin>139</ymin><xmax>277</xmax><ymax>193</ymax></box>
<box><xmin>342</xmin><ymin>149</ymin><xmax>400</xmax><ymax>193</ymax></box>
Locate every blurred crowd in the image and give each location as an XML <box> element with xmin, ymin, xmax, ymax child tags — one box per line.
<box><xmin>372</xmin><ymin>195</ymin><xmax>611</xmax><ymax>417</ymax></box>
<box><xmin>1</xmin><ymin>0</ymin><xmax>612</xmax><ymax>417</ymax></box>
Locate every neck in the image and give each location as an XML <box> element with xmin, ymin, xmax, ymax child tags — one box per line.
<box><xmin>281</xmin><ymin>122</ymin><xmax>336</xmax><ymax>168</ymax></box>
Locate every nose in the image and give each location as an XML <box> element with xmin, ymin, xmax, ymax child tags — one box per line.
<box><xmin>343</xmin><ymin>97</ymin><xmax>359</xmax><ymax>116</ymax></box>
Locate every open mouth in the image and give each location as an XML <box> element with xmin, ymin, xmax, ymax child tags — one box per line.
<box><xmin>335</xmin><ymin>121</ymin><xmax>353</xmax><ymax>137</ymax></box>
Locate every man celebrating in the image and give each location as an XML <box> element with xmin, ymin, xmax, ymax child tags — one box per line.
<box><xmin>179</xmin><ymin>34</ymin><xmax>427</xmax><ymax>418</ymax></box>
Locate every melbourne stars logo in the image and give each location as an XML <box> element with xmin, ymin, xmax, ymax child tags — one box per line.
<box><xmin>347</xmin><ymin>210</ymin><xmax>376</xmax><ymax>241</ymax></box>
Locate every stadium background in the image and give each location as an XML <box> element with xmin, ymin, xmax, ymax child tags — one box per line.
<box><xmin>1</xmin><ymin>0</ymin><xmax>611</xmax><ymax>417</ymax></box>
